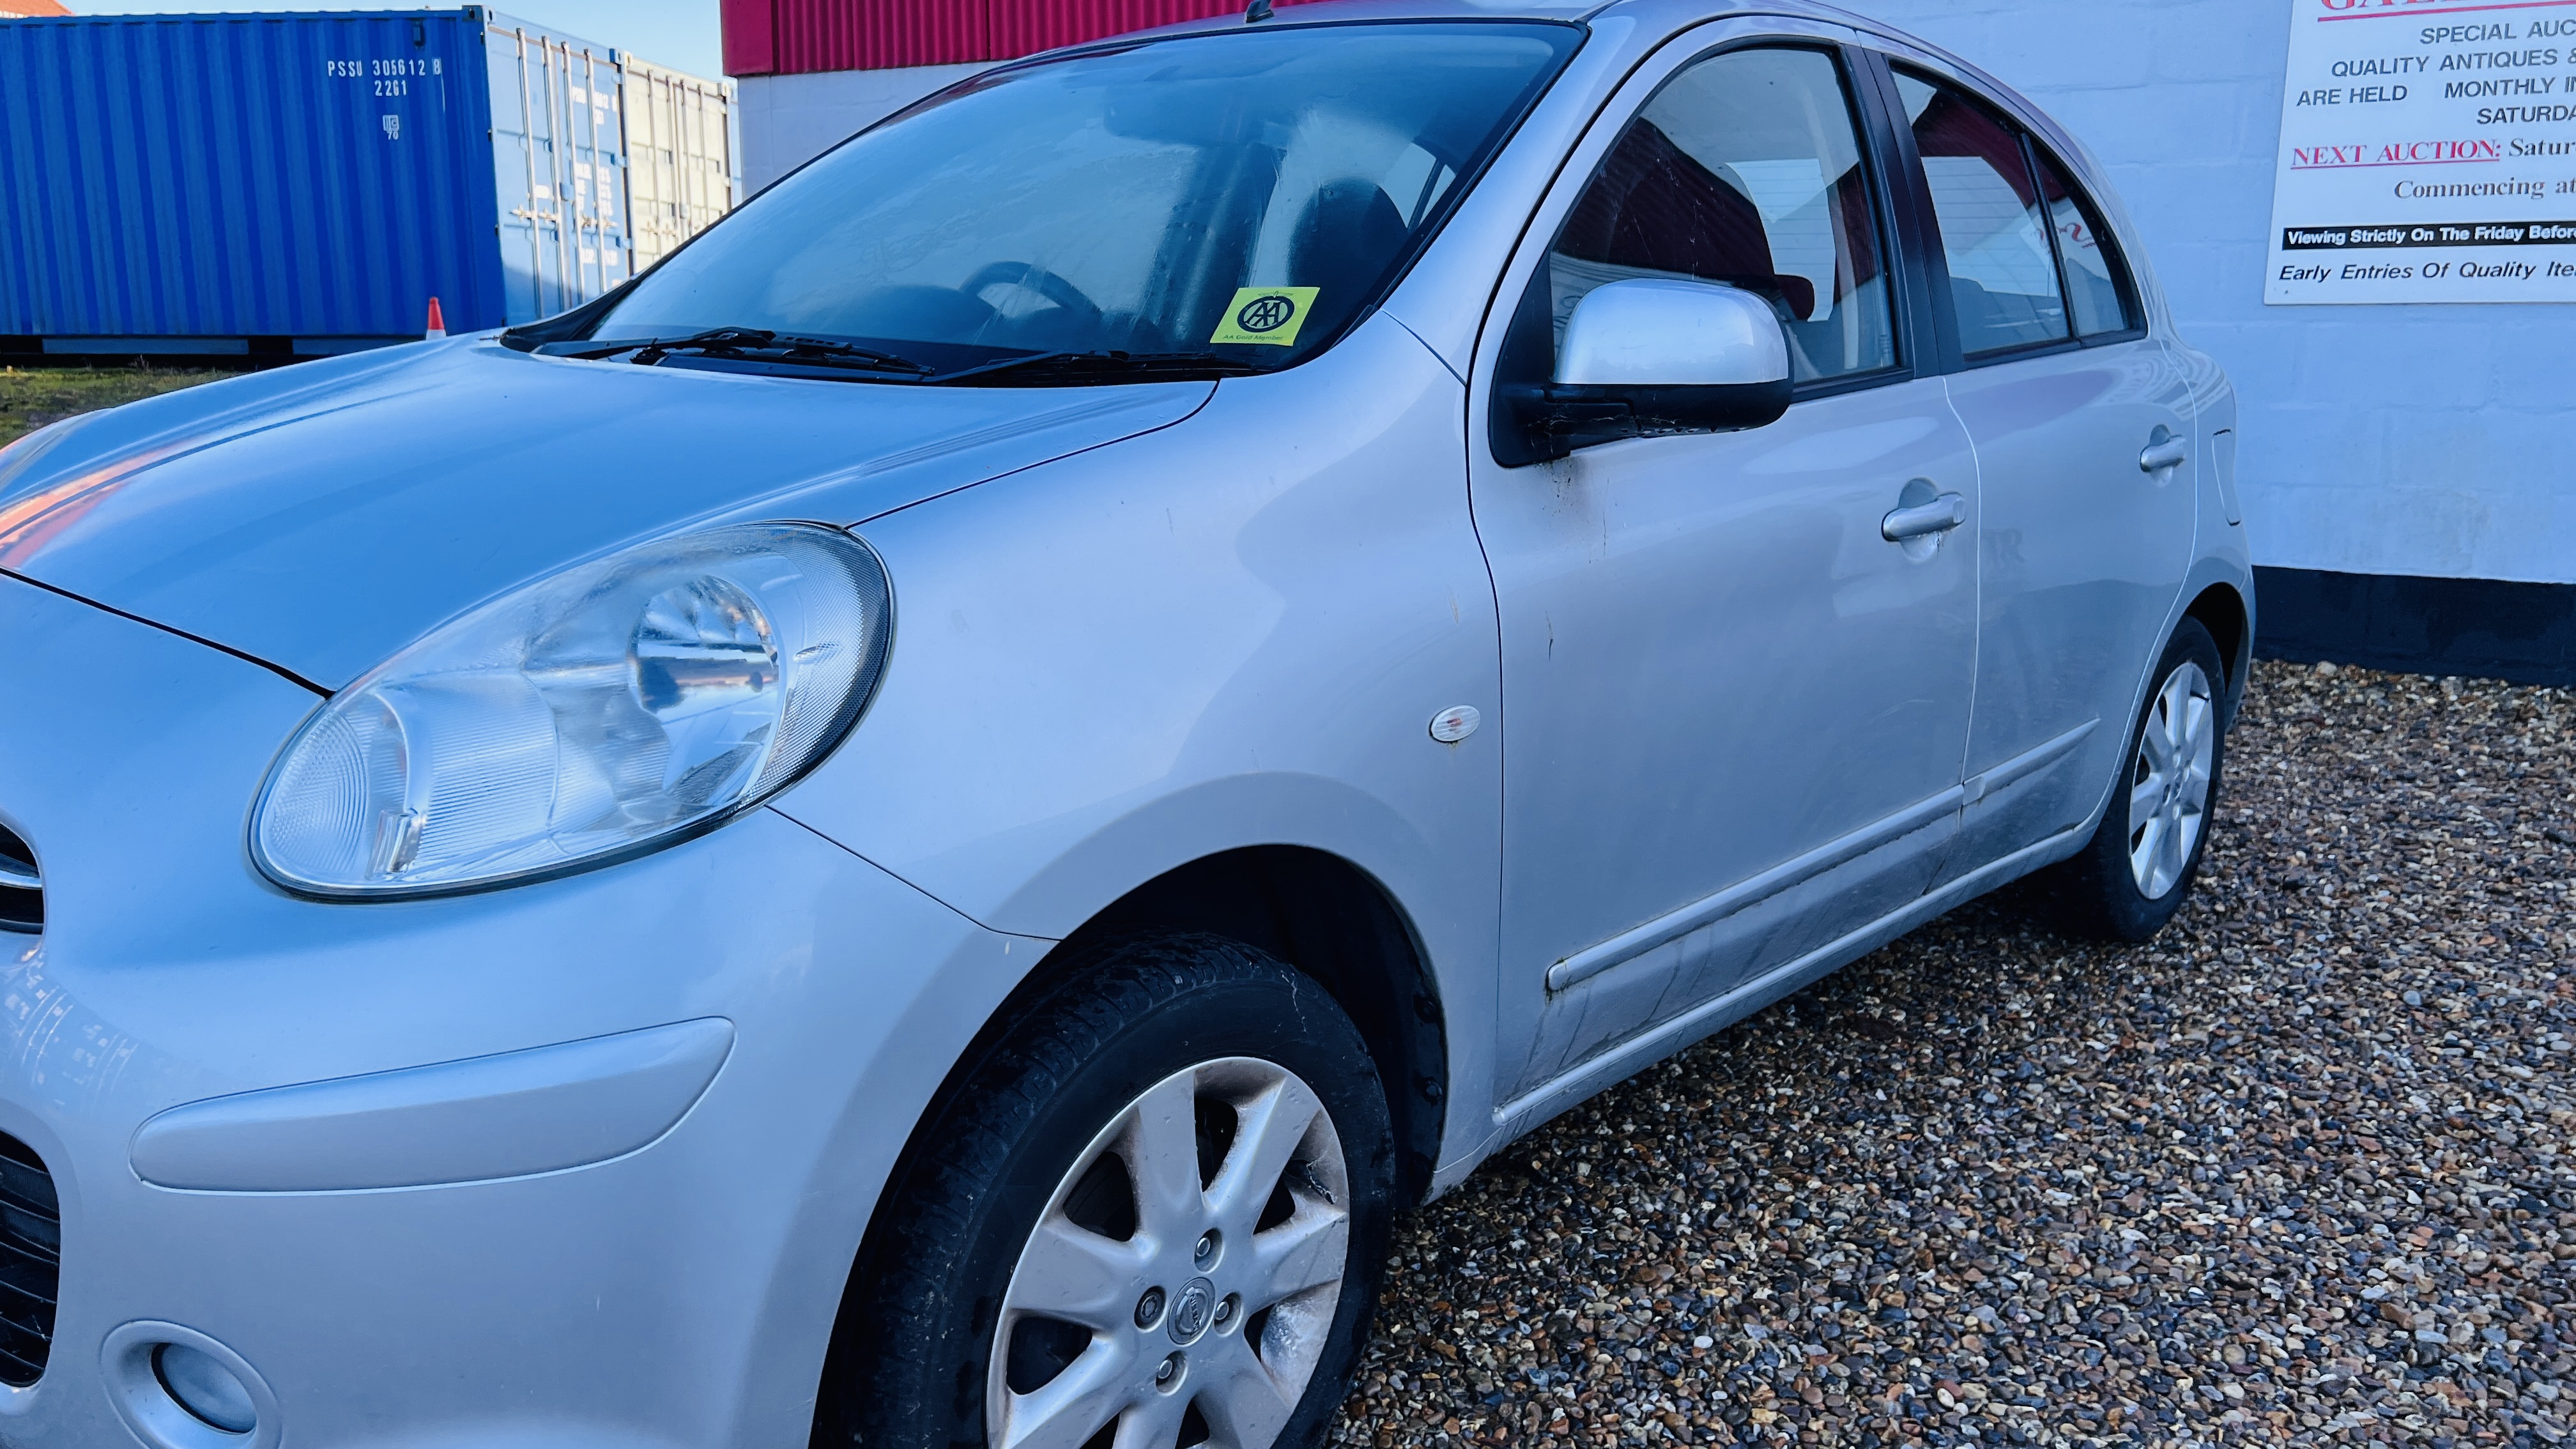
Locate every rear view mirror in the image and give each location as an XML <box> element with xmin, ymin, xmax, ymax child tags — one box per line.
<box><xmin>1500</xmin><ymin>279</ymin><xmax>1793</xmax><ymax>462</ymax></box>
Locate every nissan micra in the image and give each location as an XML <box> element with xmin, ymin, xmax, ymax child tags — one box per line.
<box><xmin>0</xmin><ymin>3</ymin><xmax>2251</xmax><ymax>1446</ymax></box>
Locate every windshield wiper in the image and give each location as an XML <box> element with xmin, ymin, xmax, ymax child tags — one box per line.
<box><xmin>935</xmin><ymin>349</ymin><xmax>1270</xmax><ymax>385</ymax></box>
<box><xmin>537</xmin><ymin>334</ymin><xmax>1264</xmax><ymax>385</ymax></box>
<box><xmin>540</xmin><ymin>328</ymin><xmax>934</xmax><ymax>376</ymax></box>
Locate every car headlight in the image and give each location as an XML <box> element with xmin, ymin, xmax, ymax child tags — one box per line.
<box><xmin>252</xmin><ymin>522</ymin><xmax>893</xmax><ymax>898</ymax></box>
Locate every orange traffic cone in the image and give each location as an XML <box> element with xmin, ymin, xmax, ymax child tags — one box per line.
<box><xmin>424</xmin><ymin>297</ymin><xmax>447</xmax><ymax>341</ymax></box>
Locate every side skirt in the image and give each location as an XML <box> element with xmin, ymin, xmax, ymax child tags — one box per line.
<box><xmin>1544</xmin><ymin>788</ymin><xmax>1965</xmax><ymax>995</ymax></box>
<box><xmin>1432</xmin><ymin>820</ymin><xmax>2094</xmax><ymax>1191</ymax></box>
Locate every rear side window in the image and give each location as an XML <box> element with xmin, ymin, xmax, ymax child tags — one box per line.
<box><xmin>1895</xmin><ymin>69</ymin><xmax>2062</xmax><ymax>354</ymax></box>
<box><xmin>1894</xmin><ymin>67</ymin><xmax>2137</xmax><ymax>355</ymax></box>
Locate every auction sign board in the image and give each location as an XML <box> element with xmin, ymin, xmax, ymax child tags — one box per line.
<box><xmin>2267</xmin><ymin>0</ymin><xmax>2576</xmax><ymax>304</ymax></box>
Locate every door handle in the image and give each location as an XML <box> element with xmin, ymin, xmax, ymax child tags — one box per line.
<box><xmin>1882</xmin><ymin>492</ymin><xmax>1968</xmax><ymax>542</ymax></box>
<box><xmin>2139</xmin><ymin>434</ymin><xmax>2191</xmax><ymax>475</ymax></box>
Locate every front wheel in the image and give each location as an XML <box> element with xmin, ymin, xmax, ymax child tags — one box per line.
<box><xmin>2039</xmin><ymin>618</ymin><xmax>2228</xmax><ymax>941</ymax></box>
<box><xmin>818</xmin><ymin>935</ymin><xmax>1395</xmax><ymax>1449</ymax></box>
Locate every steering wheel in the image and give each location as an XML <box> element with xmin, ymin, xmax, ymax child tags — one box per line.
<box><xmin>962</xmin><ymin>262</ymin><xmax>1106</xmax><ymax>330</ymax></box>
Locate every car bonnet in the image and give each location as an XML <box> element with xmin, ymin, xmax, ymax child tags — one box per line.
<box><xmin>0</xmin><ymin>341</ymin><xmax>1211</xmax><ymax>690</ymax></box>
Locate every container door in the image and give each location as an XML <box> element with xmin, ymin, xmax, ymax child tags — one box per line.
<box><xmin>569</xmin><ymin>49</ymin><xmax>631</xmax><ymax>301</ymax></box>
<box><xmin>487</xmin><ymin>21</ymin><xmax>631</xmax><ymax>323</ymax></box>
<box><xmin>620</xmin><ymin>58</ymin><xmax>737</xmax><ymax>276</ymax></box>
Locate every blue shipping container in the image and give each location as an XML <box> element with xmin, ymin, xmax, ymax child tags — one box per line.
<box><xmin>0</xmin><ymin>8</ymin><xmax>664</xmax><ymax>354</ymax></box>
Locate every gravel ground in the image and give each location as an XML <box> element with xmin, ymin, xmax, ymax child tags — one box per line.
<box><xmin>1335</xmin><ymin>659</ymin><xmax>2575</xmax><ymax>1449</ymax></box>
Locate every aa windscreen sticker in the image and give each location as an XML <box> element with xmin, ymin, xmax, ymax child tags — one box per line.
<box><xmin>1211</xmin><ymin>287</ymin><xmax>1320</xmax><ymax>346</ymax></box>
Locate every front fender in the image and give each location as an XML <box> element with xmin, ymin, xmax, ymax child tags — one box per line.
<box><xmin>769</xmin><ymin>313</ymin><xmax>1507</xmax><ymax>1170</ymax></box>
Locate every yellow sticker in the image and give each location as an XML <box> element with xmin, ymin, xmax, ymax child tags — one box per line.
<box><xmin>1211</xmin><ymin>287</ymin><xmax>1321</xmax><ymax>346</ymax></box>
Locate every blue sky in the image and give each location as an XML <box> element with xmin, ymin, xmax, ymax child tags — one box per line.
<box><xmin>63</xmin><ymin>0</ymin><xmax>725</xmax><ymax>79</ymax></box>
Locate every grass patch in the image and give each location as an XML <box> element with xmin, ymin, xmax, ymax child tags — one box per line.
<box><xmin>0</xmin><ymin>365</ymin><xmax>233</xmax><ymax>450</ymax></box>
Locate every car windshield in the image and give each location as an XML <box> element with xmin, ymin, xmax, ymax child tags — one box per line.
<box><xmin>569</xmin><ymin>22</ymin><xmax>1580</xmax><ymax>383</ymax></box>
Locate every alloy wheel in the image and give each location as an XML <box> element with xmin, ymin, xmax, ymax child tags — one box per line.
<box><xmin>988</xmin><ymin>1057</ymin><xmax>1351</xmax><ymax>1449</ymax></box>
<box><xmin>2126</xmin><ymin>659</ymin><xmax>2216</xmax><ymax>900</ymax></box>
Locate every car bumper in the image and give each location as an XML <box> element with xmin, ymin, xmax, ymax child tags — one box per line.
<box><xmin>0</xmin><ymin>574</ymin><xmax>1027</xmax><ymax>1448</ymax></box>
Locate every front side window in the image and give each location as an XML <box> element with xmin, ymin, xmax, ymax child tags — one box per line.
<box><xmin>1512</xmin><ymin>46</ymin><xmax>1899</xmax><ymax>387</ymax></box>
<box><xmin>553</xmin><ymin>22</ymin><xmax>1580</xmax><ymax>385</ymax></box>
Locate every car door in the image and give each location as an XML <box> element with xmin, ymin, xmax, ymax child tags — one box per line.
<box><xmin>1880</xmin><ymin>61</ymin><xmax>2201</xmax><ymax>884</ymax></box>
<box><xmin>1466</xmin><ymin>29</ymin><xmax>1979</xmax><ymax>1106</ymax></box>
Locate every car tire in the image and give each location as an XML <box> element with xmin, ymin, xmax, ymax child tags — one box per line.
<box><xmin>2037</xmin><ymin>618</ymin><xmax>2228</xmax><ymax>942</ymax></box>
<box><xmin>815</xmin><ymin>934</ymin><xmax>1395</xmax><ymax>1449</ymax></box>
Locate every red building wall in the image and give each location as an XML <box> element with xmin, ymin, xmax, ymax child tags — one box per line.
<box><xmin>723</xmin><ymin>0</ymin><xmax>1315</xmax><ymax>77</ymax></box>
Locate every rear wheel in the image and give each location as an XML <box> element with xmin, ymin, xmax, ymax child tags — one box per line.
<box><xmin>2039</xmin><ymin>618</ymin><xmax>2227</xmax><ymax>942</ymax></box>
<box><xmin>818</xmin><ymin>935</ymin><xmax>1394</xmax><ymax>1449</ymax></box>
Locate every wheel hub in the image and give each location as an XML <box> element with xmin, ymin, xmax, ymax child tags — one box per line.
<box><xmin>2126</xmin><ymin>659</ymin><xmax>2216</xmax><ymax>900</ymax></box>
<box><xmin>987</xmin><ymin>1057</ymin><xmax>1352</xmax><ymax>1449</ymax></box>
<box><xmin>1167</xmin><ymin>1276</ymin><xmax>1217</xmax><ymax>1345</ymax></box>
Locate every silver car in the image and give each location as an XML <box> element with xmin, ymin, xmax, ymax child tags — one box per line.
<box><xmin>0</xmin><ymin>3</ymin><xmax>2247</xmax><ymax>1446</ymax></box>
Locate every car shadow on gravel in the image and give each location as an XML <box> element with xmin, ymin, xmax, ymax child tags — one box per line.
<box><xmin>1335</xmin><ymin>660</ymin><xmax>2574</xmax><ymax>1449</ymax></box>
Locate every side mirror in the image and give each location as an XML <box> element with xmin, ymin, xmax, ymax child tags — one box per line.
<box><xmin>1500</xmin><ymin>279</ymin><xmax>1793</xmax><ymax>463</ymax></box>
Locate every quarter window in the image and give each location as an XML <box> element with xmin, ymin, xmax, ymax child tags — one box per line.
<box><xmin>1524</xmin><ymin>47</ymin><xmax>1899</xmax><ymax>385</ymax></box>
<box><xmin>2032</xmin><ymin>148</ymin><xmax>2138</xmax><ymax>338</ymax></box>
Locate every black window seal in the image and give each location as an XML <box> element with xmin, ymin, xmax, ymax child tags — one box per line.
<box><xmin>2015</xmin><ymin>128</ymin><xmax>2086</xmax><ymax>362</ymax></box>
<box><xmin>1793</xmin><ymin>360</ymin><xmax>1912</xmax><ymax>404</ymax></box>
<box><xmin>2022</xmin><ymin>134</ymin><xmax>2149</xmax><ymax>344</ymax></box>
<box><xmin>1844</xmin><ymin>44</ymin><xmax>1943</xmax><ymax>387</ymax></box>
<box><xmin>2080</xmin><ymin>325</ymin><xmax>2151</xmax><ymax>348</ymax></box>
<box><xmin>1957</xmin><ymin>333</ymin><xmax>2086</xmax><ymax>368</ymax></box>
<box><xmin>1864</xmin><ymin>53</ymin><xmax>1964</xmax><ymax>376</ymax></box>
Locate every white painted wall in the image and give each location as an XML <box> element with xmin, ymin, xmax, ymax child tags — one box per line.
<box><xmin>1848</xmin><ymin>0</ymin><xmax>2575</xmax><ymax>585</ymax></box>
<box><xmin>735</xmin><ymin>63</ymin><xmax>987</xmax><ymax>194</ymax></box>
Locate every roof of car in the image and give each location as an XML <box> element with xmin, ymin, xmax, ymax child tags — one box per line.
<box><xmin>1173</xmin><ymin>1</ymin><xmax>1608</xmax><ymax>24</ymax></box>
<box><xmin>1137</xmin><ymin>1</ymin><xmax>2074</xmax><ymax>162</ymax></box>
<box><xmin>1124</xmin><ymin>1</ymin><xmax>1912</xmax><ymax>45</ymax></box>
